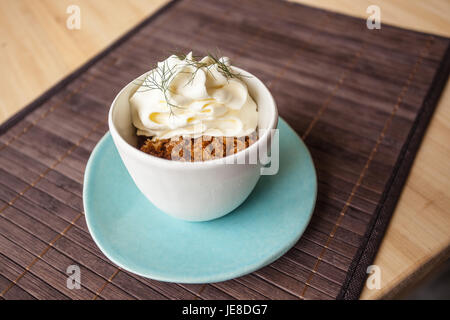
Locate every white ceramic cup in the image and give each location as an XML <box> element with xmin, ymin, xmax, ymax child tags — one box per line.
<box><xmin>108</xmin><ymin>67</ymin><xmax>278</xmax><ymax>221</ymax></box>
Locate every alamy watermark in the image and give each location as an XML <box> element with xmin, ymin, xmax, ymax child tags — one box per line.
<box><xmin>66</xmin><ymin>5</ymin><xmax>81</xmax><ymax>30</ymax></box>
<box><xmin>366</xmin><ymin>5</ymin><xmax>381</xmax><ymax>30</ymax></box>
<box><xmin>366</xmin><ymin>265</ymin><xmax>381</xmax><ymax>290</ymax></box>
<box><xmin>167</xmin><ymin>127</ymin><xmax>279</xmax><ymax>175</ymax></box>
<box><xmin>66</xmin><ymin>265</ymin><xmax>81</xmax><ymax>289</ymax></box>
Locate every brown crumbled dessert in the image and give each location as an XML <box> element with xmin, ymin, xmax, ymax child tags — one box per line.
<box><xmin>138</xmin><ymin>132</ymin><xmax>258</xmax><ymax>162</ymax></box>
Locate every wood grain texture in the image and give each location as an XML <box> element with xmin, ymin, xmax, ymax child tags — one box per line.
<box><xmin>290</xmin><ymin>0</ymin><xmax>450</xmax><ymax>37</ymax></box>
<box><xmin>360</xmin><ymin>81</ymin><xmax>450</xmax><ymax>299</ymax></box>
<box><xmin>289</xmin><ymin>0</ymin><xmax>450</xmax><ymax>299</ymax></box>
<box><xmin>0</xmin><ymin>0</ymin><xmax>449</xmax><ymax>300</ymax></box>
<box><xmin>0</xmin><ymin>0</ymin><xmax>170</xmax><ymax>123</ymax></box>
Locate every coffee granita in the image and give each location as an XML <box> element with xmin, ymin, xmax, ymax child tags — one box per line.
<box><xmin>130</xmin><ymin>52</ymin><xmax>258</xmax><ymax>162</ymax></box>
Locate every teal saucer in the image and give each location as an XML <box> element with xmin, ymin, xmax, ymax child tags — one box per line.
<box><xmin>83</xmin><ymin>118</ymin><xmax>317</xmax><ymax>283</ymax></box>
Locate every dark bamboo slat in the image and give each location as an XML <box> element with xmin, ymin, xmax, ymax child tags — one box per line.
<box><xmin>0</xmin><ymin>0</ymin><xmax>449</xmax><ymax>299</ymax></box>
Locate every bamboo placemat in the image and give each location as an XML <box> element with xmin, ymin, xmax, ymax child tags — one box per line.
<box><xmin>0</xmin><ymin>0</ymin><xmax>449</xmax><ymax>300</ymax></box>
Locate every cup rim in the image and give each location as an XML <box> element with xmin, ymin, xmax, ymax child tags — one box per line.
<box><xmin>108</xmin><ymin>66</ymin><xmax>278</xmax><ymax>169</ymax></box>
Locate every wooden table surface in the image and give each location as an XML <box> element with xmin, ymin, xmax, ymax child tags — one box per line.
<box><xmin>0</xmin><ymin>0</ymin><xmax>449</xmax><ymax>299</ymax></box>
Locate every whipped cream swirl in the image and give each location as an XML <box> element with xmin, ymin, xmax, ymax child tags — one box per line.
<box><xmin>130</xmin><ymin>53</ymin><xmax>258</xmax><ymax>139</ymax></box>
